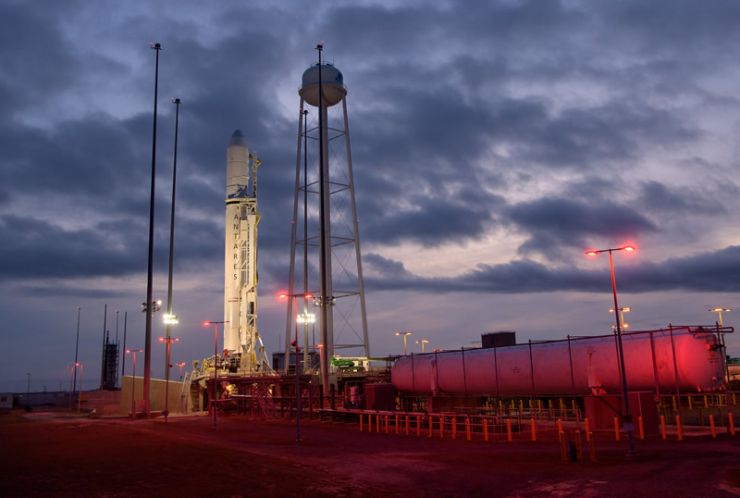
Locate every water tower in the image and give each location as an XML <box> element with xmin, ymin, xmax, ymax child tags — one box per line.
<box><xmin>284</xmin><ymin>44</ymin><xmax>370</xmax><ymax>396</ymax></box>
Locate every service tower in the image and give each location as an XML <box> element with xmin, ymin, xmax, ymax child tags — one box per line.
<box><xmin>225</xmin><ymin>130</ymin><xmax>268</xmax><ymax>372</ymax></box>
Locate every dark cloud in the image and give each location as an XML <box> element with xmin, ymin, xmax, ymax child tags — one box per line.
<box><xmin>505</xmin><ymin>197</ymin><xmax>657</xmax><ymax>257</ymax></box>
<box><xmin>365</xmin><ymin>245</ymin><xmax>740</xmax><ymax>294</ymax></box>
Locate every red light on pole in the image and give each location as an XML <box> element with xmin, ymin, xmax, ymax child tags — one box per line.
<box><xmin>582</xmin><ymin>244</ymin><xmax>637</xmax><ymax>454</ymax></box>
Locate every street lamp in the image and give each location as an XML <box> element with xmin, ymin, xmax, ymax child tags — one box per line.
<box><xmin>203</xmin><ymin>320</ymin><xmax>228</xmax><ymax>428</ymax></box>
<box><xmin>585</xmin><ymin>244</ymin><xmax>636</xmax><ymax>454</ymax></box>
<box><xmin>175</xmin><ymin>361</ymin><xmax>187</xmax><ymax>380</ymax></box>
<box><xmin>709</xmin><ymin>307</ymin><xmax>732</xmax><ymax>327</ymax></box>
<box><xmin>395</xmin><ymin>331</ymin><xmax>412</xmax><ymax>355</ymax></box>
<box><xmin>126</xmin><ymin>348</ymin><xmax>143</xmax><ymax>417</ymax></box>
<box><xmin>609</xmin><ymin>306</ymin><xmax>632</xmax><ymax>330</ymax></box>
<box><xmin>416</xmin><ymin>338</ymin><xmax>430</xmax><ymax>353</ymax></box>
<box><xmin>158</xmin><ymin>335</ymin><xmax>180</xmax><ymax>421</ymax></box>
<box><xmin>279</xmin><ymin>291</ymin><xmax>314</xmax><ymax>443</ymax></box>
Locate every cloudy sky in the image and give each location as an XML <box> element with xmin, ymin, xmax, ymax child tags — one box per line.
<box><xmin>2</xmin><ymin>0</ymin><xmax>740</xmax><ymax>392</ymax></box>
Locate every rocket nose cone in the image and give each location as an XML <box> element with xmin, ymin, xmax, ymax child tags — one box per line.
<box><xmin>229</xmin><ymin>129</ymin><xmax>247</xmax><ymax>147</ymax></box>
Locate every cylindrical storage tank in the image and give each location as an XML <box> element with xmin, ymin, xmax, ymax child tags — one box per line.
<box><xmin>391</xmin><ymin>327</ymin><xmax>726</xmax><ymax>396</ymax></box>
<box><xmin>299</xmin><ymin>63</ymin><xmax>346</xmax><ymax>107</ymax></box>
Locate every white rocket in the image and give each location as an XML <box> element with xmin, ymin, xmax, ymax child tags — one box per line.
<box><xmin>224</xmin><ymin>129</ymin><xmax>266</xmax><ymax>372</ymax></box>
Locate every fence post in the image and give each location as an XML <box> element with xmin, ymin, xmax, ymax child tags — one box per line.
<box><xmin>385</xmin><ymin>415</ymin><xmax>389</xmax><ymax>434</ymax></box>
<box><xmin>451</xmin><ymin>415</ymin><xmax>456</xmax><ymax>440</ymax></box>
<box><xmin>676</xmin><ymin>415</ymin><xmax>683</xmax><ymax>441</ymax></box>
<box><xmin>709</xmin><ymin>414</ymin><xmax>716</xmax><ymax>438</ymax></box>
<box><xmin>405</xmin><ymin>415</ymin><xmax>409</xmax><ymax>436</ymax></box>
<box><xmin>440</xmin><ymin>415</ymin><xmax>445</xmax><ymax>439</ymax></box>
<box><xmin>660</xmin><ymin>415</ymin><xmax>666</xmax><ymax>440</ymax></box>
<box><xmin>466</xmin><ymin>416</ymin><xmax>472</xmax><ymax>441</ymax></box>
<box><xmin>483</xmin><ymin>418</ymin><xmax>489</xmax><ymax>442</ymax></box>
<box><xmin>530</xmin><ymin>417</ymin><xmax>537</xmax><ymax>442</ymax></box>
<box><xmin>613</xmin><ymin>417</ymin><xmax>620</xmax><ymax>441</ymax></box>
<box><xmin>428</xmin><ymin>415</ymin><xmax>433</xmax><ymax>438</ymax></box>
<box><xmin>588</xmin><ymin>432</ymin><xmax>596</xmax><ymax>462</ymax></box>
<box><xmin>729</xmin><ymin>413</ymin><xmax>736</xmax><ymax>436</ymax></box>
<box><xmin>395</xmin><ymin>414</ymin><xmax>399</xmax><ymax>435</ymax></box>
<box><xmin>506</xmin><ymin>418</ymin><xmax>513</xmax><ymax>442</ymax></box>
<box><xmin>575</xmin><ymin>430</ymin><xmax>583</xmax><ymax>461</ymax></box>
<box><xmin>360</xmin><ymin>413</ymin><xmax>364</xmax><ymax>432</ymax></box>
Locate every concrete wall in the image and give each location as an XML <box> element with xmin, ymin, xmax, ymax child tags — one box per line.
<box><xmin>120</xmin><ymin>376</ymin><xmax>184</xmax><ymax>415</ymax></box>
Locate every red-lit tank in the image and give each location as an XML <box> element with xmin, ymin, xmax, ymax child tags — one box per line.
<box><xmin>391</xmin><ymin>326</ymin><xmax>728</xmax><ymax>396</ymax></box>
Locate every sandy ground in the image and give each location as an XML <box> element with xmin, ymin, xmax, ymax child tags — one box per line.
<box><xmin>2</xmin><ymin>410</ymin><xmax>740</xmax><ymax>497</ymax></box>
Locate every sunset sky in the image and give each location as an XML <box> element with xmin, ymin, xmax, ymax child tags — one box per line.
<box><xmin>2</xmin><ymin>0</ymin><xmax>740</xmax><ymax>391</ymax></box>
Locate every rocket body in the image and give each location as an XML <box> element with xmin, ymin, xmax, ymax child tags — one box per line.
<box><xmin>224</xmin><ymin>130</ymin><xmax>260</xmax><ymax>370</ymax></box>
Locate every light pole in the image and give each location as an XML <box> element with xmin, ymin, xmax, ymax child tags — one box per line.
<box><xmin>71</xmin><ymin>307</ymin><xmax>81</xmax><ymax>411</ymax></box>
<box><xmin>415</xmin><ymin>338</ymin><xmax>430</xmax><ymax>353</ymax></box>
<box><xmin>395</xmin><ymin>331</ymin><xmax>412</xmax><ymax>355</ymax></box>
<box><xmin>709</xmin><ymin>307</ymin><xmax>732</xmax><ymax>327</ymax></box>
<box><xmin>159</xmin><ymin>333</ymin><xmax>180</xmax><ymax>422</ymax></box>
<box><xmin>280</xmin><ymin>291</ymin><xmax>314</xmax><ymax>443</ymax></box>
<box><xmin>143</xmin><ymin>41</ymin><xmax>162</xmax><ymax>417</ymax></box>
<box><xmin>126</xmin><ymin>348</ymin><xmax>143</xmax><ymax>417</ymax></box>
<box><xmin>203</xmin><ymin>320</ymin><xmax>228</xmax><ymax>428</ymax></box>
<box><xmin>176</xmin><ymin>361</ymin><xmax>186</xmax><ymax>380</ymax></box>
<box><xmin>585</xmin><ymin>244</ymin><xmax>636</xmax><ymax>454</ymax></box>
<box><xmin>163</xmin><ymin>96</ymin><xmax>181</xmax><ymax>423</ymax></box>
<box><xmin>609</xmin><ymin>306</ymin><xmax>632</xmax><ymax>330</ymax></box>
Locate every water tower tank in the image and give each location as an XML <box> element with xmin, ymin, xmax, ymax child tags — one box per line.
<box><xmin>299</xmin><ymin>63</ymin><xmax>346</xmax><ymax>107</ymax></box>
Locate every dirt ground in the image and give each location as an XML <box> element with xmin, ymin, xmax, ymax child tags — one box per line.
<box><xmin>2</xmin><ymin>410</ymin><xmax>740</xmax><ymax>497</ymax></box>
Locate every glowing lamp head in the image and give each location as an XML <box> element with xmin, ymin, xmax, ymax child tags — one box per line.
<box><xmin>585</xmin><ymin>250</ymin><xmax>598</xmax><ymax>257</ymax></box>
<box><xmin>623</xmin><ymin>245</ymin><xmax>635</xmax><ymax>252</ymax></box>
<box><xmin>278</xmin><ymin>292</ymin><xmax>288</xmax><ymax>300</ymax></box>
<box><xmin>203</xmin><ymin>320</ymin><xmax>211</xmax><ymax>327</ymax></box>
<box><xmin>304</xmin><ymin>293</ymin><xmax>314</xmax><ymax>300</ymax></box>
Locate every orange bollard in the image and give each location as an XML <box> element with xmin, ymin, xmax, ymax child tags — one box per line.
<box><xmin>376</xmin><ymin>414</ymin><xmax>381</xmax><ymax>433</ymax></box>
<box><xmin>660</xmin><ymin>415</ymin><xmax>666</xmax><ymax>440</ymax></box>
<box><xmin>557</xmin><ymin>418</ymin><xmax>563</xmax><ymax>435</ymax></box>
<box><xmin>704</xmin><ymin>395</ymin><xmax>709</xmax><ymax>409</ymax></box>
<box><xmin>530</xmin><ymin>417</ymin><xmax>537</xmax><ymax>441</ymax></box>
<box><xmin>638</xmin><ymin>416</ymin><xmax>644</xmax><ymax>440</ymax></box>
<box><xmin>483</xmin><ymin>418</ymin><xmax>489</xmax><ymax>442</ymax></box>
<box><xmin>466</xmin><ymin>416</ymin><xmax>472</xmax><ymax>441</ymax></box>
<box><xmin>506</xmin><ymin>418</ymin><xmax>513</xmax><ymax>442</ymax></box>
<box><xmin>613</xmin><ymin>417</ymin><xmax>620</xmax><ymax>441</ymax></box>
<box><xmin>676</xmin><ymin>415</ymin><xmax>683</xmax><ymax>441</ymax></box>
<box><xmin>451</xmin><ymin>416</ymin><xmax>457</xmax><ymax>440</ymax></box>
<box><xmin>584</xmin><ymin>418</ymin><xmax>590</xmax><ymax>442</ymax></box>
<box><xmin>709</xmin><ymin>414</ymin><xmax>716</xmax><ymax>438</ymax></box>
<box><xmin>360</xmin><ymin>413</ymin><xmax>364</xmax><ymax>432</ymax></box>
<box><xmin>729</xmin><ymin>413</ymin><xmax>736</xmax><ymax>436</ymax></box>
